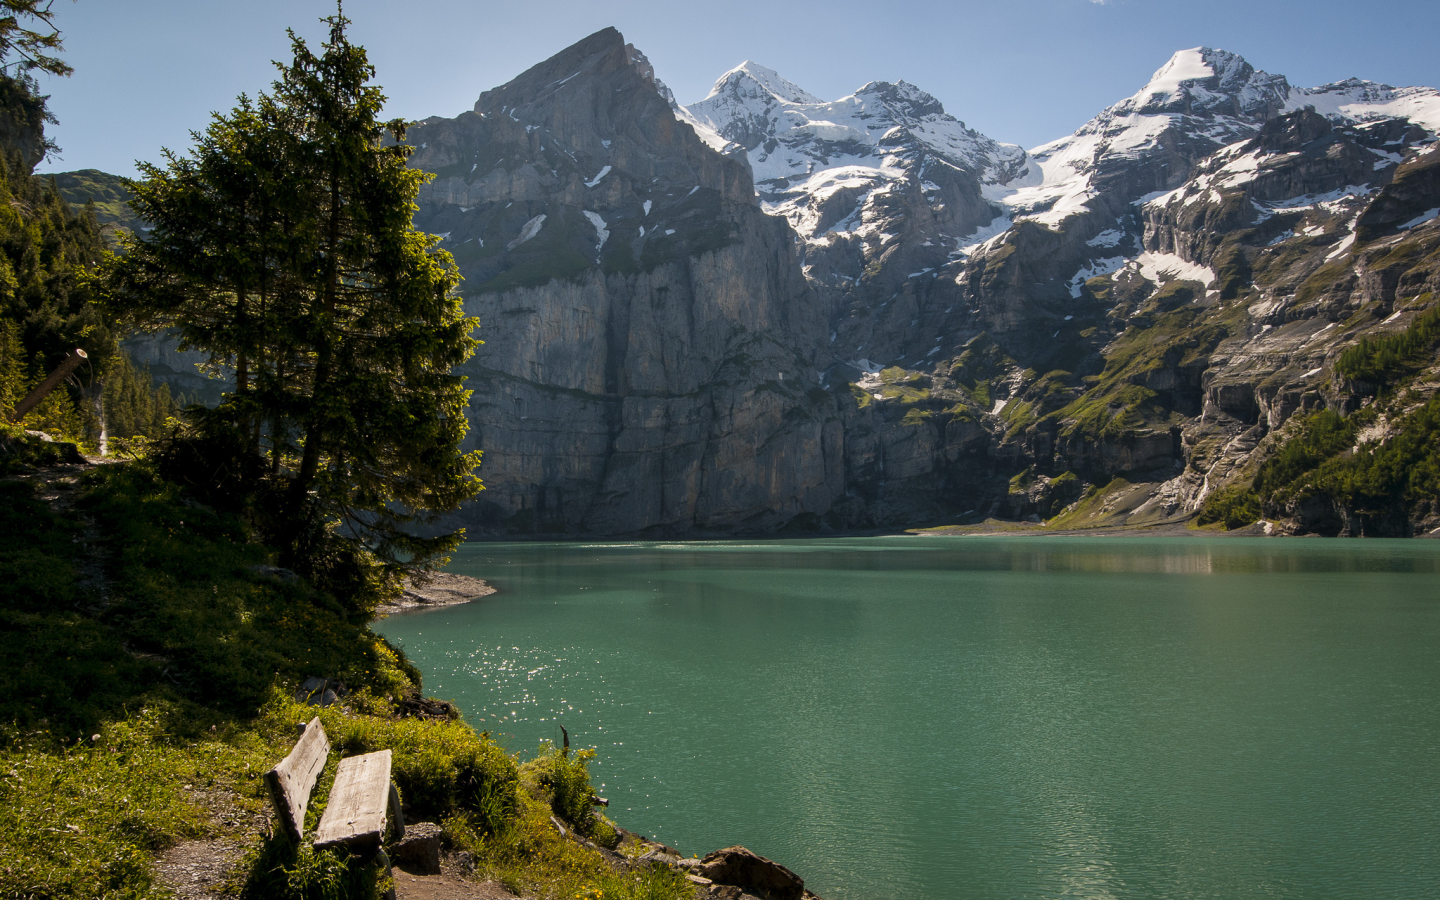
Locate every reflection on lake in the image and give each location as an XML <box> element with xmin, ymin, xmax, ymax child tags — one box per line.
<box><xmin>375</xmin><ymin>536</ymin><xmax>1440</xmax><ymax>900</ymax></box>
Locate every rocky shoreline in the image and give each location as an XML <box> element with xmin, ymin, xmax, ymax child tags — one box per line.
<box><xmin>587</xmin><ymin>831</ymin><xmax>824</xmax><ymax>900</ymax></box>
<box><xmin>376</xmin><ymin>572</ymin><xmax>496</xmax><ymax>616</ymax></box>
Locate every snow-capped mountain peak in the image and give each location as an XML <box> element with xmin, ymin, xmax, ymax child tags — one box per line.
<box><xmin>989</xmin><ymin>47</ymin><xmax>1295</xmax><ymax>228</ymax></box>
<box><xmin>685</xmin><ymin>68</ymin><xmax>1024</xmax><ymax>181</ymax></box>
<box><xmin>1139</xmin><ymin>47</ymin><xmax>1220</xmax><ymax>101</ymax></box>
<box><xmin>682</xmin><ymin>64</ymin><xmax>1030</xmax><ymax>240</ymax></box>
<box><xmin>1112</xmin><ymin>47</ymin><xmax>1290</xmax><ymax>120</ymax></box>
<box><xmin>703</xmin><ymin>60</ymin><xmax>823</xmax><ymax>106</ymax></box>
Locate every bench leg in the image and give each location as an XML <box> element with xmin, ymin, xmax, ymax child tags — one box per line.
<box><xmin>375</xmin><ymin>848</ymin><xmax>396</xmax><ymax>900</ymax></box>
<box><xmin>388</xmin><ymin>782</ymin><xmax>406</xmax><ymax>840</ymax></box>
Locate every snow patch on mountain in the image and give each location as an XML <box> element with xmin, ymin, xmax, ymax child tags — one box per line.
<box><xmin>1133</xmin><ymin>251</ymin><xmax>1217</xmax><ymax>288</ymax></box>
<box><xmin>582</xmin><ymin>210</ymin><xmax>609</xmax><ymax>252</ymax></box>
<box><xmin>507</xmin><ymin>214</ymin><xmax>546</xmax><ymax>250</ymax></box>
<box><xmin>1400</xmin><ymin>208</ymin><xmax>1440</xmax><ymax>230</ymax></box>
<box><xmin>955</xmin><ymin>215</ymin><xmax>1014</xmax><ymax>258</ymax></box>
<box><xmin>1141</xmin><ymin>49</ymin><xmax>1215</xmax><ymax>101</ymax></box>
<box><xmin>672</xmin><ymin>104</ymin><xmax>742</xmax><ymax>156</ymax></box>
<box><xmin>1087</xmin><ymin>229</ymin><xmax>1126</xmax><ymax>248</ymax></box>
<box><xmin>1068</xmin><ymin>256</ymin><xmax>1127</xmax><ymax>297</ymax></box>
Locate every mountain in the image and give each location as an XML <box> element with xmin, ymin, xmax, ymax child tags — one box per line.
<box><xmin>684</xmin><ymin>60</ymin><xmax>1029</xmax><ymax>237</ymax></box>
<box><xmin>51</xmin><ymin>168</ymin><xmax>146</xmax><ymax>242</ymax></box>
<box><xmin>680</xmin><ymin>63</ymin><xmax>1033</xmax><ymax>371</ymax></box>
<box><xmin>777</xmin><ymin>45</ymin><xmax>1440</xmax><ymax>534</ymax></box>
<box><xmin>112</xmin><ymin>32</ymin><xmax>1440</xmax><ymax>537</ymax></box>
<box><xmin>402</xmin><ymin>28</ymin><xmax>844</xmax><ymax>535</ymax></box>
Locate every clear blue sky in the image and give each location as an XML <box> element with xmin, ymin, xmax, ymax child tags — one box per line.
<box><xmin>33</xmin><ymin>0</ymin><xmax>1440</xmax><ymax>178</ymax></box>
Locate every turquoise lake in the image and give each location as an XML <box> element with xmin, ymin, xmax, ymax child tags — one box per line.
<box><xmin>373</xmin><ymin>536</ymin><xmax>1440</xmax><ymax>900</ymax></box>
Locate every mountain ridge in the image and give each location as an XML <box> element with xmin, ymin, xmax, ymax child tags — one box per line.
<box><xmin>115</xmin><ymin>30</ymin><xmax>1440</xmax><ymax>537</ymax></box>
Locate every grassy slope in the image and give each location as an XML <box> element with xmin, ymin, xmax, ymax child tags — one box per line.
<box><xmin>0</xmin><ymin>461</ymin><xmax>691</xmax><ymax>900</ymax></box>
<box><xmin>51</xmin><ymin>169</ymin><xmax>145</xmax><ymax>241</ymax></box>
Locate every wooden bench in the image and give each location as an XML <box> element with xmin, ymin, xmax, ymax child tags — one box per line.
<box><xmin>264</xmin><ymin>717</ymin><xmax>406</xmax><ymax>857</ymax></box>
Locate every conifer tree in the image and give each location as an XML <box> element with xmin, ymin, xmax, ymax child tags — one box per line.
<box><xmin>98</xmin><ymin>11</ymin><xmax>481</xmax><ymax>601</ymax></box>
<box><xmin>0</xmin><ymin>0</ymin><xmax>72</xmax><ymax>79</ymax></box>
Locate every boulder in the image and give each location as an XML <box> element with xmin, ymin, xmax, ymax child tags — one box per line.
<box><xmin>391</xmin><ymin>821</ymin><xmax>443</xmax><ymax>875</ymax></box>
<box><xmin>704</xmin><ymin>887</ymin><xmax>760</xmax><ymax>900</ymax></box>
<box><xmin>637</xmin><ymin>848</ymin><xmax>681</xmax><ymax>867</ymax></box>
<box><xmin>394</xmin><ymin>689</ymin><xmax>460</xmax><ymax>721</ymax></box>
<box><xmin>0</xmin><ymin>429</ymin><xmax>84</xmax><ymax>467</ymax></box>
<box><xmin>294</xmin><ymin>677</ymin><xmax>347</xmax><ymax>707</ymax></box>
<box><xmin>697</xmin><ymin>846</ymin><xmax>804</xmax><ymax>900</ymax></box>
<box><xmin>250</xmin><ymin>565</ymin><xmax>299</xmax><ymax>583</ymax></box>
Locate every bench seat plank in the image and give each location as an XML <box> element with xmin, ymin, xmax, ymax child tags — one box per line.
<box><xmin>264</xmin><ymin>717</ymin><xmax>329</xmax><ymax>843</ymax></box>
<box><xmin>315</xmin><ymin>749</ymin><xmax>393</xmax><ymax>853</ymax></box>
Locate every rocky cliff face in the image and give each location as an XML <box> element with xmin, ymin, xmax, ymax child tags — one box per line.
<box><xmin>395</xmin><ymin>34</ymin><xmax>1440</xmax><ymax>536</ymax></box>
<box><xmin>404</xmin><ymin>29</ymin><xmax>842</xmax><ymax>535</ymax></box>
<box><xmin>0</xmin><ymin>75</ymin><xmax>50</xmax><ymax>176</ymax></box>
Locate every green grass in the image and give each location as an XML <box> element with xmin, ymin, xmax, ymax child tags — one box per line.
<box><xmin>1044</xmin><ymin>478</ymin><xmax>1128</xmax><ymax>530</ymax></box>
<box><xmin>879</xmin><ymin>367</ymin><xmax>922</xmax><ymax>384</ymax></box>
<box><xmin>1051</xmin><ymin>308</ymin><xmax>1226</xmax><ymax>440</ymax></box>
<box><xmin>51</xmin><ymin>169</ymin><xmax>144</xmax><ymax>238</ymax></box>
<box><xmin>0</xmin><ymin>710</ymin><xmax>208</xmax><ymax>900</ymax></box>
<box><xmin>0</xmin><ymin>459</ymin><xmax>694</xmax><ymax>900</ymax></box>
<box><xmin>1293</xmin><ymin>259</ymin><xmax>1354</xmax><ymax>307</ymax></box>
<box><xmin>878</xmin><ymin>383</ymin><xmax>930</xmax><ymax>404</ymax></box>
<box><xmin>0</xmin><ymin>462</ymin><xmax>424</xmax><ymax>898</ymax></box>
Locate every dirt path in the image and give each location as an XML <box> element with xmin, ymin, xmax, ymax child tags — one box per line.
<box><xmin>155</xmin><ymin>840</ymin><xmax>247</xmax><ymax>900</ymax></box>
<box><xmin>393</xmin><ymin>870</ymin><xmax>520</xmax><ymax>900</ymax></box>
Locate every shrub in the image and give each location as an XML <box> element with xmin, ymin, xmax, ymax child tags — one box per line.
<box><xmin>539</xmin><ymin>745</ymin><xmax>597</xmax><ymax>833</ymax></box>
<box><xmin>240</xmin><ymin>837</ymin><xmax>384</xmax><ymax>900</ymax></box>
<box><xmin>259</xmin><ymin>693</ymin><xmax>520</xmax><ymax>835</ymax></box>
<box><xmin>1196</xmin><ymin>484</ymin><xmax>1263</xmax><ymax>530</ymax></box>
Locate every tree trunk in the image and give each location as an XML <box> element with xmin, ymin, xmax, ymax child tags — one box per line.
<box><xmin>284</xmin><ymin>157</ymin><xmax>345</xmax><ymax>555</ymax></box>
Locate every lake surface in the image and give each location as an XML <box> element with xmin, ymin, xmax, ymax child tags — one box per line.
<box><xmin>374</xmin><ymin>536</ymin><xmax>1440</xmax><ymax>900</ymax></box>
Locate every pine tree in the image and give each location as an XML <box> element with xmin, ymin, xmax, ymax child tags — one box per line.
<box><xmin>0</xmin><ymin>316</ymin><xmax>23</xmax><ymax>414</ymax></box>
<box><xmin>101</xmin><ymin>352</ymin><xmax>178</xmax><ymax>443</ymax></box>
<box><xmin>0</xmin><ymin>2</ymin><xmax>115</xmax><ymax>444</ymax></box>
<box><xmin>97</xmin><ymin>11</ymin><xmax>481</xmax><ymax>604</ymax></box>
<box><xmin>0</xmin><ymin>0</ymin><xmax>72</xmax><ymax>79</ymax></box>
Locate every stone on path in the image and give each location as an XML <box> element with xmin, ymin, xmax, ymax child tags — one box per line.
<box><xmin>392</xmin><ymin>822</ymin><xmax>444</xmax><ymax>875</ymax></box>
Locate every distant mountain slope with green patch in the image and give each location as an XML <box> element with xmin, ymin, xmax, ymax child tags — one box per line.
<box><xmin>52</xmin><ymin>168</ymin><xmax>143</xmax><ymax>241</ymax></box>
